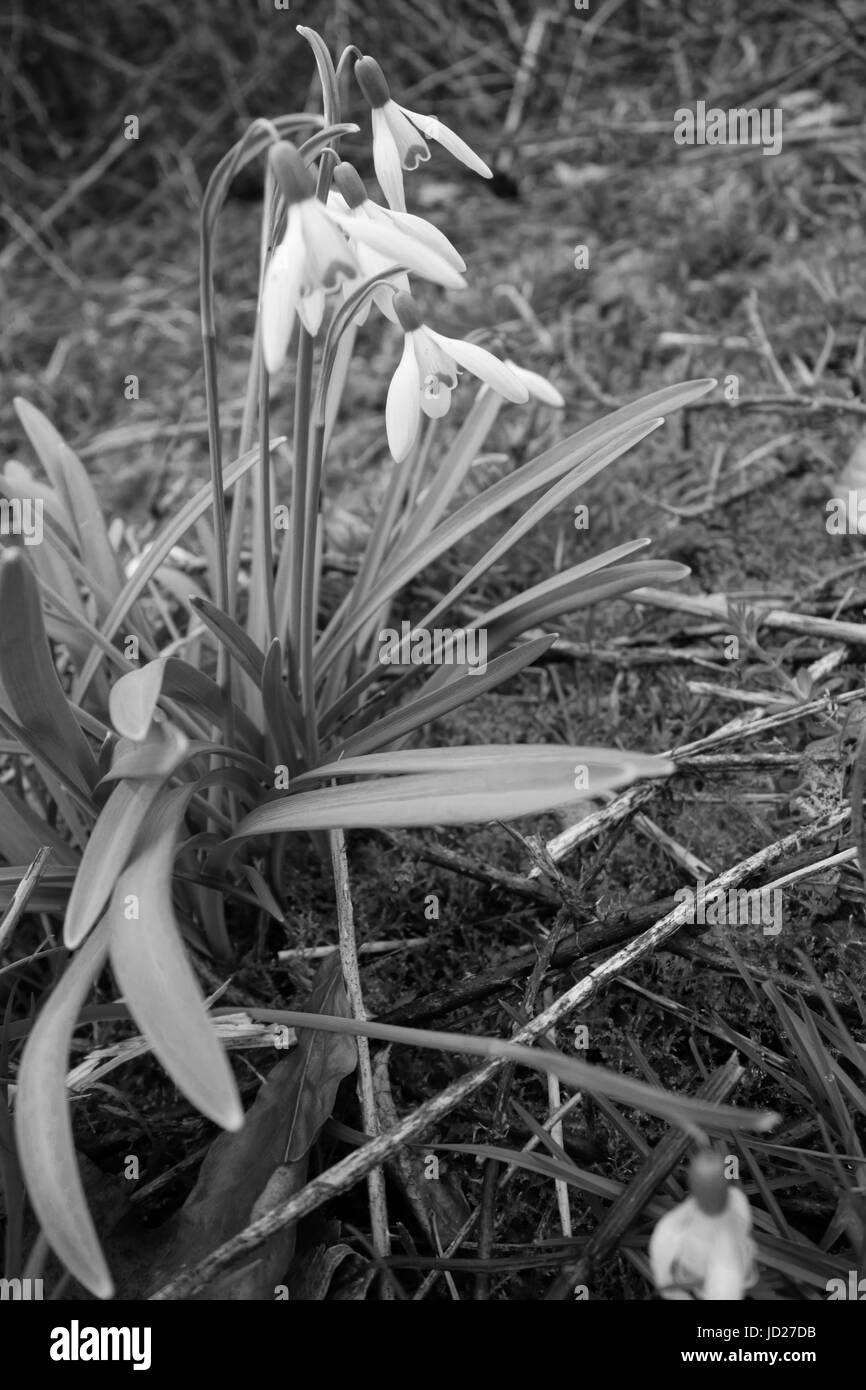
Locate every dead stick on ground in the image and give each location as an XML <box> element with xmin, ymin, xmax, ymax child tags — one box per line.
<box><xmin>0</xmin><ymin>846</ymin><xmax>52</xmax><ymax>957</ymax></box>
<box><xmin>329</xmin><ymin>828</ymin><xmax>392</xmax><ymax>1295</ymax></box>
<box><xmin>684</xmin><ymin>395</ymin><xmax>866</xmax><ymax>419</ymax></box>
<box><xmin>628</xmin><ymin>586</ymin><xmax>866</xmax><ymax>648</ymax></box>
<box><xmin>149</xmin><ymin>812</ymin><xmax>839</xmax><ymax>1300</ymax></box>
<box><xmin>541</xmin><ymin>686</ymin><xmax>863</xmax><ymax>870</ymax></box>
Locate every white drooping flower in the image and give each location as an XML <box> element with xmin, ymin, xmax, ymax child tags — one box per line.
<box><xmin>260</xmin><ymin>142</ymin><xmax>466</xmax><ymax>373</ymax></box>
<box><xmin>649</xmin><ymin>1150</ymin><xmax>759</xmax><ymax>1300</ymax></box>
<box><xmin>328</xmin><ymin>160</ymin><xmax>466</xmax><ymax>324</ymax></box>
<box><xmin>503</xmin><ymin>360</ymin><xmax>565</xmax><ymax>408</ymax></box>
<box><xmin>355</xmin><ymin>55</ymin><xmax>492</xmax><ymax>213</ymax></box>
<box><xmin>386</xmin><ymin>292</ymin><xmax>530</xmax><ymax>463</ymax></box>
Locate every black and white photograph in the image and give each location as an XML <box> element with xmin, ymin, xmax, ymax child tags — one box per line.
<box><xmin>0</xmin><ymin>0</ymin><xmax>864</xmax><ymax>1352</ymax></box>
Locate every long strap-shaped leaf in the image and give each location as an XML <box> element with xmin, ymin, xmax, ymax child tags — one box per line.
<box><xmin>330</xmin><ymin>634</ymin><xmax>557</xmax><ymax>760</ymax></box>
<box><xmin>162</xmin><ymin>658</ymin><xmax>263</xmax><ymax>755</ymax></box>
<box><xmin>0</xmin><ymin>549</ymin><xmax>98</xmax><ymax>795</ymax></box>
<box><xmin>477</xmin><ymin>559</ymin><xmax>690</xmax><ymax>653</ymax></box>
<box><xmin>14</xmin><ymin>919</ymin><xmax>114</xmax><ymax>1298</ymax></box>
<box><xmin>215</xmin><ymin>1007</ymin><xmax>778</xmax><ymax>1135</ymax></box>
<box><xmin>420</xmin><ymin>419</ymin><xmax>666</xmax><ymax>638</ymax></box>
<box><xmin>314</xmin><ymin>416</ymin><xmax>662</xmax><ymax>676</ymax></box>
<box><xmin>315</xmin><ymin>378</ymin><xmax>715</xmax><ymax>670</ymax></box>
<box><xmin>13</xmin><ymin>399</ymin><xmax>123</xmax><ymax>607</ymax></box>
<box><xmin>63</xmin><ymin>779</ymin><xmax>165</xmax><ymax>948</ymax></box>
<box><xmin>0</xmin><ymin>785</ymin><xmax>80</xmax><ymax>867</ymax></box>
<box><xmin>223</xmin><ymin>746</ymin><xmax>672</xmax><ymax>844</ymax></box>
<box><xmin>72</xmin><ymin>442</ymin><xmax>274</xmax><ymax>704</ymax></box>
<box><xmin>320</xmin><ymin>540</ymin><xmax>655</xmax><ymax>735</ymax></box>
<box><xmin>108</xmin><ymin>786</ymin><xmax>244</xmax><ymax>1132</ymax></box>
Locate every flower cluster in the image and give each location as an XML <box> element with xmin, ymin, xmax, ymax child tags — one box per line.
<box><xmin>260</xmin><ymin>51</ymin><xmax>563</xmax><ymax>460</ymax></box>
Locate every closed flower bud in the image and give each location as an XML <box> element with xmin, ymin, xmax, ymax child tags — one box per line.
<box><xmin>354</xmin><ymin>55</ymin><xmax>391</xmax><ymax>109</ymax></box>
<box><xmin>268</xmin><ymin>142</ymin><xmax>315</xmax><ymax>206</ymax></box>
<box><xmin>332</xmin><ymin>162</ymin><xmax>368</xmax><ymax>209</ymax></box>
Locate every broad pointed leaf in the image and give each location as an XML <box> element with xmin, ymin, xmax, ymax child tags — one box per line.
<box><xmin>0</xmin><ymin>549</ymin><xmax>98</xmax><ymax>795</ymax></box>
<box><xmin>14</xmin><ymin>920</ymin><xmax>114</xmax><ymax>1298</ymax></box>
<box><xmin>63</xmin><ymin>779</ymin><xmax>164</xmax><ymax>948</ymax></box>
<box><xmin>226</xmin><ymin>746</ymin><xmax>672</xmax><ymax>839</ymax></box>
<box><xmin>108</xmin><ymin>787</ymin><xmax>243</xmax><ymax>1131</ymax></box>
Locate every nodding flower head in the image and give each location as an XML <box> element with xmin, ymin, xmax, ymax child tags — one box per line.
<box><xmin>328</xmin><ymin>160</ymin><xmax>466</xmax><ymax>325</ymax></box>
<box><xmin>649</xmin><ymin>1150</ymin><xmax>758</xmax><ymax>1301</ymax></box>
<box><xmin>355</xmin><ymin>54</ymin><xmax>492</xmax><ymax>213</ymax></box>
<box><xmin>260</xmin><ymin>142</ymin><xmax>466</xmax><ymax>374</ymax></box>
<box><xmin>385</xmin><ymin>292</ymin><xmax>531</xmax><ymax>462</ymax></box>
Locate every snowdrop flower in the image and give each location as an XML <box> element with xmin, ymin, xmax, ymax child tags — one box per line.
<box><xmin>355</xmin><ymin>55</ymin><xmax>492</xmax><ymax>213</ymax></box>
<box><xmin>649</xmin><ymin>1150</ymin><xmax>758</xmax><ymax>1300</ymax></box>
<box><xmin>504</xmin><ymin>360</ymin><xmax>565</xmax><ymax>408</ymax></box>
<box><xmin>329</xmin><ymin>161</ymin><xmax>466</xmax><ymax>325</ymax></box>
<box><xmin>386</xmin><ymin>292</ymin><xmax>529</xmax><ymax>462</ymax></box>
<box><xmin>261</xmin><ymin>143</ymin><xmax>466</xmax><ymax>374</ymax></box>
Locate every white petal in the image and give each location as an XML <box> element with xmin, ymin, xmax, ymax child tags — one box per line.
<box><xmin>329</xmin><ymin>206</ymin><xmax>465</xmax><ymax>290</ymax></box>
<box><xmin>299</xmin><ymin>201</ymin><xmax>357</xmax><ymax>290</ymax></box>
<box><xmin>397</xmin><ymin>106</ymin><xmax>492</xmax><ymax>178</ymax></box>
<box><xmin>375</xmin><ymin>203</ymin><xmax>466</xmax><ymax>272</ymax></box>
<box><xmin>649</xmin><ymin>1201</ymin><xmax>694</xmax><ymax>1294</ymax></box>
<box><xmin>386</xmin><ymin>336</ymin><xmax>422</xmax><ymax>462</ymax></box>
<box><xmin>412</xmin><ymin>327</ymin><xmax>458</xmax><ymax>391</ymax></box>
<box><xmin>726</xmin><ymin>1187</ymin><xmax>754</xmax><ymax>1228</ymax></box>
<box><xmin>356</xmin><ymin>235</ymin><xmax>409</xmax><ymax>284</ymax></box>
<box><xmin>340</xmin><ymin>233</ymin><xmax>409</xmax><ymax>324</ymax></box>
<box><xmin>420</xmin><ymin>378</ymin><xmax>453</xmax><ymax>419</ymax></box>
<box><xmin>426</xmin><ymin>330</ymin><xmax>529</xmax><ymax>403</ymax></box>
<box><xmin>701</xmin><ymin>1228</ymin><xmax>751</xmax><ymax>1301</ymax></box>
<box><xmin>372</xmin><ymin>107</ymin><xmax>407</xmax><ymax>213</ymax></box>
<box><xmin>505</xmin><ymin>359</ymin><xmax>565</xmax><ymax>407</ymax></box>
<box><xmin>326</xmin><ymin>190</ymin><xmax>352</xmax><ymax>216</ymax></box>
<box><xmin>298</xmin><ymin>287</ymin><xmax>325</xmax><ymax>336</ymax></box>
<box><xmin>348</xmin><ymin>227</ymin><xmax>391</xmax><ymax>280</ymax></box>
<box><xmin>260</xmin><ymin>208</ymin><xmax>305</xmax><ymax>374</ymax></box>
<box><xmin>382</xmin><ymin>101</ymin><xmax>430</xmax><ymax>171</ymax></box>
<box><xmin>352</xmin><ymin>222</ymin><xmax>404</xmax><ymax>277</ymax></box>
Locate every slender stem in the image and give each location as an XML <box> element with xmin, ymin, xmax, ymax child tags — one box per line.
<box><xmin>319</xmin><ymin>426</ymin><xmax>419</xmax><ymax>712</ymax></box>
<box><xmin>400</xmin><ymin>413</ymin><xmax>439</xmax><ymax>524</ymax></box>
<box><xmin>335</xmin><ymin>44</ymin><xmax>362</xmax><ymax>87</ymax></box>
<box><xmin>250</xmin><ymin>164</ymin><xmax>279</xmax><ymax>656</ymax></box>
<box><xmin>293</xmin><ymin>150</ymin><xmax>339</xmax><ymax>756</ymax></box>
<box><xmin>257</xmin><ymin>344</ymin><xmax>277</xmax><ymax>646</ymax></box>
<box><xmin>288</xmin><ymin>325</ymin><xmax>314</xmax><ymax>701</ymax></box>
<box><xmin>299</xmin><ymin>419</ymin><xmax>328</xmax><ymax>759</ymax></box>
<box><xmin>200</xmin><ymin>332</ymin><xmax>235</xmax><ymax>754</ymax></box>
<box><xmin>228</xmin><ymin>321</ymin><xmax>262</xmax><ymax>593</ymax></box>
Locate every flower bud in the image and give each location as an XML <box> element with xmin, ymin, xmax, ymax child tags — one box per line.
<box><xmin>268</xmin><ymin>142</ymin><xmax>315</xmax><ymax>207</ymax></box>
<box><xmin>333</xmin><ymin>162</ymin><xmax>368</xmax><ymax>209</ymax></box>
<box><xmin>689</xmin><ymin>1150</ymin><xmax>728</xmax><ymax>1217</ymax></box>
<box><xmin>393</xmin><ymin>292</ymin><xmax>424</xmax><ymax>333</ymax></box>
<box><xmin>355</xmin><ymin>55</ymin><xmax>391</xmax><ymax>109</ymax></box>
